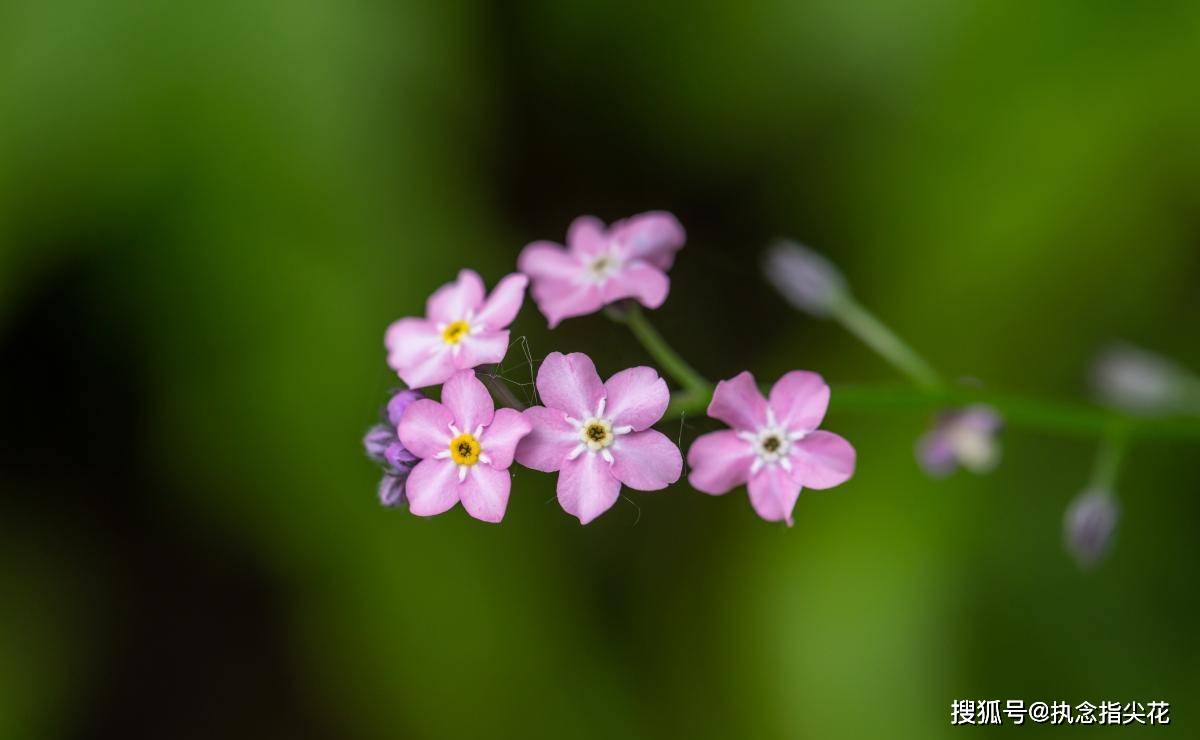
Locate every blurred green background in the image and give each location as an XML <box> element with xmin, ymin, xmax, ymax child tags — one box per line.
<box><xmin>2</xmin><ymin>1</ymin><xmax>1198</xmax><ymax>738</ymax></box>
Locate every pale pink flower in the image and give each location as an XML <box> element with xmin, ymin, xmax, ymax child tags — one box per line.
<box><xmin>515</xmin><ymin>352</ymin><xmax>683</xmax><ymax>524</ymax></box>
<box><xmin>386</xmin><ymin>270</ymin><xmax>527</xmax><ymax>389</ymax></box>
<box><xmin>397</xmin><ymin>369</ymin><xmax>532</xmax><ymax>522</ymax></box>
<box><xmin>517</xmin><ymin>212</ymin><xmax>685</xmax><ymax>327</ymax></box>
<box><xmin>915</xmin><ymin>405</ymin><xmax>1002</xmax><ymax>477</ymax></box>
<box><xmin>687</xmin><ymin>371</ymin><xmax>855</xmax><ymax>525</ymax></box>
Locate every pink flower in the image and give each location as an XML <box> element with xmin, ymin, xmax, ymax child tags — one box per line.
<box><xmin>687</xmin><ymin>371</ymin><xmax>855</xmax><ymax>525</ymax></box>
<box><xmin>517</xmin><ymin>212</ymin><xmax>685</xmax><ymax>327</ymax></box>
<box><xmin>397</xmin><ymin>369</ymin><xmax>532</xmax><ymax>522</ymax></box>
<box><xmin>515</xmin><ymin>352</ymin><xmax>683</xmax><ymax>524</ymax></box>
<box><xmin>386</xmin><ymin>269</ymin><xmax>527</xmax><ymax>389</ymax></box>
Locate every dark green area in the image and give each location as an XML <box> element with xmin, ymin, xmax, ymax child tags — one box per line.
<box><xmin>2</xmin><ymin>2</ymin><xmax>1198</xmax><ymax>738</ymax></box>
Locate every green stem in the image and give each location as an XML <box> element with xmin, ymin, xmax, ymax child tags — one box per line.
<box><xmin>1089</xmin><ymin>428</ymin><xmax>1129</xmax><ymax>491</ymax></box>
<box><xmin>831</xmin><ymin>295</ymin><xmax>942</xmax><ymax>390</ymax></box>
<box><xmin>666</xmin><ymin>382</ymin><xmax>1200</xmax><ymax>442</ymax></box>
<box><xmin>609</xmin><ymin>303</ymin><xmax>710</xmax><ymax>396</ymax></box>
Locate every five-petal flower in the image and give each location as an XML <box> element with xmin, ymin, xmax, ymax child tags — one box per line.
<box><xmin>515</xmin><ymin>352</ymin><xmax>683</xmax><ymax>524</ymax></box>
<box><xmin>397</xmin><ymin>369</ymin><xmax>532</xmax><ymax>522</ymax></box>
<box><xmin>386</xmin><ymin>269</ymin><xmax>528</xmax><ymax>389</ymax></box>
<box><xmin>687</xmin><ymin>371</ymin><xmax>855</xmax><ymax>525</ymax></box>
<box><xmin>517</xmin><ymin>212</ymin><xmax>685</xmax><ymax>328</ymax></box>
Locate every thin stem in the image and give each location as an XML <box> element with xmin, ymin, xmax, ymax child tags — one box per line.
<box><xmin>666</xmin><ymin>382</ymin><xmax>1200</xmax><ymax>442</ymax></box>
<box><xmin>609</xmin><ymin>303</ymin><xmax>710</xmax><ymax>395</ymax></box>
<box><xmin>1089</xmin><ymin>428</ymin><xmax>1129</xmax><ymax>491</ymax></box>
<box><xmin>831</xmin><ymin>295</ymin><xmax>942</xmax><ymax>390</ymax></box>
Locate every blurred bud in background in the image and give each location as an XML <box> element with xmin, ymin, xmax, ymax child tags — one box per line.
<box><xmin>915</xmin><ymin>405</ymin><xmax>1003</xmax><ymax>477</ymax></box>
<box><xmin>363</xmin><ymin>389</ymin><xmax>424</xmax><ymax>507</ymax></box>
<box><xmin>1063</xmin><ymin>488</ymin><xmax>1119</xmax><ymax>569</ymax></box>
<box><xmin>1091</xmin><ymin>343</ymin><xmax>1200</xmax><ymax>415</ymax></box>
<box><xmin>762</xmin><ymin>241</ymin><xmax>848</xmax><ymax>316</ymax></box>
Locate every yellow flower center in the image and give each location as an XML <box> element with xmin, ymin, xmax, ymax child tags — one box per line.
<box><xmin>442</xmin><ymin>320</ymin><xmax>470</xmax><ymax>345</ymax></box>
<box><xmin>448</xmin><ymin>433</ymin><xmax>481</xmax><ymax>466</ymax></box>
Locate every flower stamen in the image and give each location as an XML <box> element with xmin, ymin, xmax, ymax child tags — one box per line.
<box><xmin>448</xmin><ymin>432</ymin><xmax>482</xmax><ymax>466</ymax></box>
<box><xmin>442</xmin><ymin>320</ymin><xmax>470</xmax><ymax>345</ymax></box>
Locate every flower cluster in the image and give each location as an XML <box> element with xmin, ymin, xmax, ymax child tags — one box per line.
<box><xmin>364</xmin><ymin>212</ymin><xmax>857</xmax><ymax>525</ymax></box>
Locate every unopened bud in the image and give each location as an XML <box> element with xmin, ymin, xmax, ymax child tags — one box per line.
<box><xmin>1063</xmin><ymin>488</ymin><xmax>1118</xmax><ymax>569</ymax></box>
<box><xmin>1091</xmin><ymin>343</ymin><xmax>1199</xmax><ymax>414</ymax></box>
<box><xmin>762</xmin><ymin>241</ymin><xmax>848</xmax><ymax>316</ymax></box>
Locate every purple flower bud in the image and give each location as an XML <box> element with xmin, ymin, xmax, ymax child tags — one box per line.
<box><xmin>378</xmin><ymin>472</ymin><xmax>410</xmax><ymax>508</ymax></box>
<box><xmin>915</xmin><ymin>405</ymin><xmax>1002</xmax><ymax>477</ymax></box>
<box><xmin>363</xmin><ymin>424</ymin><xmax>395</xmax><ymax>464</ymax></box>
<box><xmin>365</xmin><ymin>388</ymin><xmax>424</xmax><ymax>506</ymax></box>
<box><xmin>1091</xmin><ymin>343</ymin><xmax>1200</xmax><ymax>414</ymax></box>
<box><xmin>1063</xmin><ymin>488</ymin><xmax>1118</xmax><ymax>568</ymax></box>
<box><xmin>386</xmin><ymin>389</ymin><xmax>425</xmax><ymax>427</ymax></box>
<box><xmin>762</xmin><ymin>241</ymin><xmax>848</xmax><ymax>316</ymax></box>
<box><xmin>384</xmin><ymin>441</ymin><xmax>418</xmax><ymax>471</ymax></box>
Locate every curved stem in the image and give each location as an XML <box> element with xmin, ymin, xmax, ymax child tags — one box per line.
<box><xmin>609</xmin><ymin>303</ymin><xmax>710</xmax><ymax>396</ymax></box>
<box><xmin>831</xmin><ymin>295</ymin><xmax>942</xmax><ymax>390</ymax></box>
<box><xmin>667</xmin><ymin>382</ymin><xmax>1200</xmax><ymax>441</ymax></box>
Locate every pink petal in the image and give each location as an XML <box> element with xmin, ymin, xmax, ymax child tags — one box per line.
<box><xmin>426</xmin><ymin>269</ymin><xmax>485</xmax><ymax>323</ymax></box>
<box><xmin>458</xmin><ymin>465</ymin><xmax>511</xmax><ymax>523</ymax></box>
<box><xmin>473</xmin><ymin>273</ymin><xmax>528</xmax><ymax>330</ymax></box>
<box><xmin>789</xmin><ymin>430</ymin><xmax>856</xmax><ymax>489</ymax></box>
<box><xmin>610</xmin><ymin>211</ymin><xmax>685</xmax><ymax>271</ymax></box>
<box><xmin>456</xmin><ymin>329</ymin><xmax>510</xmax><ymax>369</ymax></box>
<box><xmin>566</xmin><ymin>215</ymin><xmax>609</xmax><ymax>257</ymax></box>
<box><xmin>603</xmin><ymin>366</ymin><xmax>669</xmax><ymax>431</ymax></box>
<box><xmin>385</xmin><ymin>318</ymin><xmax>456</xmax><ymax>389</ymax></box>
<box><xmin>384</xmin><ymin>317</ymin><xmax>441</xmax><ymax>370</ymax></box>
<box><xmin>536</xmin><ymin>351</ymin><xmax>605</xmax><ymax>418</ymax></box>
<box><xmin>707</xmin><ymin>371</ymin><xmax>768</xmax><ymax>432</ymax></box>
<box><xmin>396</xmin><ymin>398</ymin><xmax>454</xmax><ymax>458</ymax></box>
<box><xmin>557</xmin><ymin>451</ymin><xmax>622</xmax><ymax>524</ymax></box>
<box><xmin>480</xmin><ymin>407</ymin><xmax>531</xmax><ymax>469</ymax></box>
<box><xmin>440</xmin><ymin>369</ymin><xmax>494</xmax><ymax>432</ymax></box>
<box><xmin>600</xmin><ymin>263</ymin><xmax>670</xmax><ymax>310</ymax></box>
<box><xmin>686</xmin><ymin>430</ymin><xmax>754</xmax><ymax>495</ymax></box>
<box><xmin>396</xmin><ymin>347</ymin><xmax>457</xmax><ymax>389</ymax></box>
<box><xmin>531</xmin><ymin>278</ymin><xmax>606</xmax><ymax>328</ymax></box>
<box><xmin>610</xmin><ymin>429</ymin><xmax>682</xmax><ymax>491</ymax></box>
<box><xmin>405</xmin><ymin>458</ymin><xmax>461</xmax><ymax>517</ymax></box>
<box><xmin>768</xmin><ymin>370</ymin><xmax>830</xmax><ymax>432</ymax></box>
<box><xmin>747</xmin><ymin>464</ymin><xmax>802</xmax><ymax>525</ymax></box>
<box><xmin>514</xmin><ymin>406</ymin><xmax>578</xmax><ymax>472</ymax></box>
<box><xmin>518</xmin><ymin>241</ymin><xmax>583</xmax><ymax>282</ymax></box>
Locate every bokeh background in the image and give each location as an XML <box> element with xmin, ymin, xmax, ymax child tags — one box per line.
<box><xmin>2</xmin><ymin>1</ymin><xmax>1199</xmax><ymax>738</ymax></box>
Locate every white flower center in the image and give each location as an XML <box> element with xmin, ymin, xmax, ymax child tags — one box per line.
<box><xmin>738</xmin><ymin>409</ymin><xmax>806</xmax><ymax>475</ymax></box>
<box><xmin>585</xmin><ymin>251</ymin><xmax>621</xmax><ymax>282</ymax></box>
<box><xmin>564</xmin><ymin>398</ymin><xmax>633</xmax><ymax>464</ymax></box>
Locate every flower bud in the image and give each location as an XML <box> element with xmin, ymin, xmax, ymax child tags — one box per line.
<box><xmin>365</xmin><ymin>388</ymin><xmax>423</xmax><ymax>506</ymax></box>
<box><xmin>378</xmin><ymin>472</ymin><xmax>410</xmax><ymax>508</ymax></box>
<box><xmin>363</xmin><ymin>424</ymin><xmax>394</xmax><ymax>464</ymax></box>
<box><xmin>1091</xmin><ymin>343</ymin><xmax>1199</xmax><ymax>414</ymax></box>
<box><xmin>762</xmin><ymin>241</ymin><xmax>848</xmax><ymax>316</ymax></box>
<box><xmin>386</xmin><ymin>388</ymin><xmax>425</xmax><ymax>426</ymax></box>
<box><xmin>1063</xmin><ymin>488</ymin><xmax>1118</xmax><ymax>568</ymax></box>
